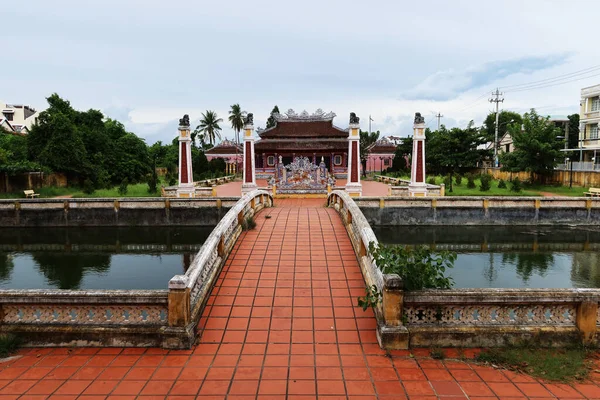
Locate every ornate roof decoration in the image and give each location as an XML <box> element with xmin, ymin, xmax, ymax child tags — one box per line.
<box><xmin>274</xmin><ymin>108</ymin><xmax>336</xmax><ymax>122</ymax></box>
<box><xmin>215</xmin><ymin>139</ymin><xmax>240</xmax><ymax>148</ymax></box>
<box><xmin>367</xmin><ymin>136</ymin><xmax>397</xmax><ymax>153</ymax></box>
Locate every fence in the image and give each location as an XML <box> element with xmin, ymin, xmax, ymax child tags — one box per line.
<box><xmin>0</xmin><ymin>190</ymin><xmax>272</xmax><ymax>348</ymax></box>
<box><xmin>328</xmin><ymin>190</ymin><xmax>600</xmax><ymax>348</ymax></box>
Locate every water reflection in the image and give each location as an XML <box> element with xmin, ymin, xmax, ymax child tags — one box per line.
<box><xmin>0</xmin><ymin>226</ymin><xmax>213</xmax><ymax>290</ymax></box>
<box><xmin>373</xmin><ymin>226</ymin><xmax>600</xmax><ymax>289</ymax></box>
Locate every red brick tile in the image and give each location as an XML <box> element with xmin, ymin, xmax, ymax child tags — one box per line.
<box><xmin>487</xmin><ymin>382</ymin><xmax>524</xmax><ymax>397</ymax></box>
<box><xmin>258</xmin><ymin>379</ymin><xmax>288</xmax><ymax>395</ymax></box>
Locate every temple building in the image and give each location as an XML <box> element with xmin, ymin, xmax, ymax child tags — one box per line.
<box><xmin>204</xmin><ymin>139</ymin><xmax>243</xmax><ymax>175</ymax></box>
<box><xmin>254</xmin><ymin>109</ymin><xmax>350</xmax><ymax>178</ymax></box>
<box><xmin>365</xmin><ymin>137</ymin><xmax>397</xmax><ymax>173</ymax></box>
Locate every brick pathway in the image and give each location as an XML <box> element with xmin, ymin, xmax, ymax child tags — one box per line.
<box><xmin>0</xmin><ymin>200</ymin><xmax>599</xmax><ymax>399</ymax></box>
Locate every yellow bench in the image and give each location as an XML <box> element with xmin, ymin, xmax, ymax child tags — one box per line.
<box><xmin>24</xmin><ymin>190</ymin><xmax>40</xmax><ymax>198</ymax></box>
<box><xmin>585</xmin><ymin>188</ymin><xmax>600</xmax><ymax>197</ymax></box>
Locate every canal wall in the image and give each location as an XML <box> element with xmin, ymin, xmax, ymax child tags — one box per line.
<box><xmin>328</xmin><ymin>191</ymin><xmax>600</xmax><ymax>349</ymax></box>
<box><xmin>356</xmin><ymin>196</ymin><xmax>600</xmax><ymax>226</ymax></box>
<box><xmin>0</xmin><ymin>198</ymin><xmax>240</xmax><ymax>227</ymax></box>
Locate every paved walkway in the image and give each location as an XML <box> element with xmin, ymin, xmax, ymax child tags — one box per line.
<box><xmin>216</xmin><ymin>180</ymin><xmax>389</xmax><ymax>197</ymax></box>
<box><xmin>0</xmin><ymin>200</ymin><xmax>599</xmax><ymax>399</ymax></box>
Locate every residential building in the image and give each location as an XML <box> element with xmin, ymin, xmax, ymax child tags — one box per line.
<box><xmin>579</xmin><ymin>84</ymin><xmax>600</xmax><ymax>162</ymax></box>
<box><xmin>1</xmin><ymin>102</ymin><xmax>39</xmax><ymax>134</ymax></box>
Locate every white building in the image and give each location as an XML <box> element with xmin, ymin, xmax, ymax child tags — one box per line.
<box><xmin>1</xmin><ymin>102</ymin><xmax>39</xmax><ymax>134</ymax></box>
<box><xmin>579</xmin><ymin>84</ymin><xmax>600</xmax><ymax>162</ymax></box>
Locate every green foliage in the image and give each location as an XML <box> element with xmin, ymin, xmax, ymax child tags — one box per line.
<box><xmin>477</xmin><ymin>347</ymin><xmax>591</xmax><ymax>382</ymax></box>
<box><xmin>499</xmin><ymin>109</ymin><xmax>564</xmax><ymax>183</ymax></box>
<box><xmin>27</xmin><ymin>94</ymin><xmax>151</xmax><ymax>186</ymax></box>
<box><xmin>82</xmin><ymin>179</ymin><xmax>95</xmax><ymax>195</ymax></box>
<box><xmin>147</xmin><ymin>173</ymin><xmax>158</xmax><ymax>194</ymax></box>
<box><xmin>358</xmin><ymin>285</ymin><xmax>382</xmax><ymax>311</ymax></box>
<box><xmin>266</xmin><ymin>105</ymin><xmax>280</xmax><ymax>129</ymax></box>
<box><xmin>497</xmin><ymin>179</ymin><xmax>507</xmax><ymax>189</ymax></box>
<box><xmin>455</xmin><ymin>174</ymin><xmax>462</xmax><ymax>185</ymax></box>
<box><xmin>392</xmin><ymin>137</ymin><xmax>412</xmax><ymax>173</ymax></box>
<box><xmin>426</xmin><ymin>122</ymin><xmax>491</xmax><ymax>175</ymax></box>
<box><xmin>567</xmin><ymin>114</ymin><xmax>580</xmax><ymax>159</ymax></box>
<box><xmin>427</xmin><ymin>177</ymin><xmax>437</xmax><ymax>185</ymax></box>
<box><xmin>483</xmin><ymin>110</ymin><xmax>523</xmax><ymax>142</ymax></box>
<box><xmin>368</xmin><ymin>242</ymin><xmax>456</xmax><ymax>291</ymax></box>
<box><xmin>360</xmin><ymin>130</ymin><xmax>380</xmax><ymax>175</ymax></box>
<box><xmin>229</xmin><ymin>103</ymin><xmax>244</xmax><ymax>153</ymax></box>
<box><xmin>193</xmin><ymin>110</ymin><xmax>223</xmax><ymax>145</ymax></box>
<box><xmin>118</xmin><ymin>178</ymin><xmax>129</xmax><ymax>196</ymax></box>
<box><xmin>479</xmin><ymin>174</ymin><xmax>491</xmax><ymax>191</ymax></box>
<box><xmin>0</xmin><ymin>334</ymin><xmax>21</xmax><ymax>358</ymax></box>
<box><xmin>241</xmin><ymin>215</ymin><xmax>257</xmax><ymax>231</ymax></box>
<box><xmin>511</xmin><ymin>177</ymin><xmax>523</xmax><ymax>193</ymax></box>
<box><xmin>466</xmin><ymin>173</ymin><xmax>476</xmax><ymax>189</ymax></box>
<box><xmin>430</xmin><ymin>348</ymin><xmax>446</xmax><ymax>360</ymax></box>
<box><xmin>443</xmin><ymin>174</ymin><xmax>453</xmax><ymax>192</ymax></box>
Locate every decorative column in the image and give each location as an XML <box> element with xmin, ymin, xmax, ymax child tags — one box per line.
<box><xmin>409</xmin><ymin>112</ymin><xmax>427</xmax><ymax>197</ymax></box>
<box><xmin>241</xmin><ymin>113</ymin><xmax>257</xmax><ymax>195</ymax></box>
<box><xmin>176</xmin><ymin>114</ymin><xmax>195</xmax><ymax>198</ymax></box>
<box><xmin>345</xmin><ymin>112</ymin><xmax>362</xmax><ymax>197</ymax></box>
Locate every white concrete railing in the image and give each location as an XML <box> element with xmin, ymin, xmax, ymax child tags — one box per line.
<box><xmin>167</xmin><ymin>190</ymin><xmax>272</xmax><ymax>345</ymax></box>
<box><xmin>327</xmin><ymin>191</ymin><xmax>384</xmax><ymax>293</ymax></box>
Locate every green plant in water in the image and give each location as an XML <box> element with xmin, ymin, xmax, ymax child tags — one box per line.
<box><xmin>0</xmin><ymin>334</ymin><xmax>20</xmax><ymax>358</ymax></box>
<box><xmin>368</xmin><ymin>242</ymin><xmax>456</xmax><ymax>291</ymax></box>
<box><xmin>358</xmin><ymin>285</ymin><xmax>382</xmax><ymax>311</ymax></box>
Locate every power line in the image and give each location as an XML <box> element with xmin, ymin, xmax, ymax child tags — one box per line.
<box><xmin>499</xmin><ymin>64</ymin><xmax>600</xmax><ymax>90</ymax></box>
<box><xmin>504</xmin><ymin>71</ymin><xmax>600</xmax><ymax>93</ymax></box>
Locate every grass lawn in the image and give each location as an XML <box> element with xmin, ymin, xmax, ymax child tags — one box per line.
<box><xmin>477</xmin><ymin>347</ymin><xmax>592</xmax><ymax>382</ymax></box>
<box><xmin>424</xmin><ymin>176</ymin><xmax>589</xmax><ymax>197</ymax></box>
<box><xmin>0</xmin><ymin>182</ymin><xmax>162</xmax><ymax>199</ymax></box>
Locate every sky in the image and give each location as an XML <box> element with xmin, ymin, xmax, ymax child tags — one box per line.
<box><xmin>3</xmin><ymin>0</ymin><xmax>600</xmax><ymax>145</ymax></box>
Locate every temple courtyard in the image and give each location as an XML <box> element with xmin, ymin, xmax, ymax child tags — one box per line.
<box><xmin>0</xmin><ymin>200</ymin><xmax>598</xmax><ymax>399</ymax></box>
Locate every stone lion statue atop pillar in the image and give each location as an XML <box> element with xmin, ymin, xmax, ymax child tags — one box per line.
<box><xmin>349</xmin><ymin>112</ymin><xmax>360</xmax><ymax>124</ymax></box>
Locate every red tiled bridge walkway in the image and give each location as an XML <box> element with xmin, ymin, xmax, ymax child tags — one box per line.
<box><xmin>1</xmin><ymin>199</ymin><xmax>599</xmax><ymax>399</ymax></box>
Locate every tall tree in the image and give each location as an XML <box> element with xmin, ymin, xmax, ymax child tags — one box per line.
<box><xmin>426</xmin><ymin>123</ymin><xmax>491</xmax><ymax>175</ymax></box>
<box><xmin>483</xmin><ymin>110</ymin><xmax>523</xmax><ymax>143</ymax></box>
<box><xmin>266</xmin><ymin>105</ymin><xmax>280</xmax><ymax>129</ymax></box>
<box><xmin>194</xmin><ymin>111</ymin><xmax>222</xmax><ymax>146</ymax></box>
<box><xmin>392</xmin><ymin>137</ymin><xmax>413</xmax><ymax>172</ymax></box>
<box><xmin>359</xmin><ymin>130</ymin><xmax>379</xmax><ymax>176</ymax></box>
<box><xmin>499</xmin><ymin>109</ymin><xmax>564</xmax><ymax>183</ymax></box>
<box><xmin>228</xmin><ymin>104</ymin><xmax>244</xmax><ymax>173</ymax></box>
<box><xmin>567</xmin><ymin>114</ymin><xmax>580</xmax><ymax>158</ymax></box>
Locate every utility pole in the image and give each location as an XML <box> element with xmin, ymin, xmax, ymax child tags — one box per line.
<box><xmin>369</xmin><ymin>115</ymin><xmax>374</xmax><ymax>133</ymax></box>
<box><xmin>489</xmin><ymin>88</ymin><xmax>504</xmax><ymax>168</ymax></box>
<box><xmin>435</xmin><ymin>112</ymin><xmax>443</xmax><ymax>130</ymax></box>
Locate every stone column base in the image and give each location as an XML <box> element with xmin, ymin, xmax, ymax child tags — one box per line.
<box><xmin>377</xmin><ymin>323</ymin><xmax>409</xmax><ymax>349</ymax></box>
<box><xmin>345</xmin><ymin>183</ymin><xmax>362</xmax><ymax>197</ymax></box>
<box><xmin>176</xmin><ymin>185</ymin><xmax>195</xmax><ymax>198</ymax></box>
<box><xmin>408</xmin><ymin>184</ymin><xmax>427</xmax><ymax>197</ymax></box>
<box><xmin>242</xmin><ymin>184</ymin><xmax>258</xmax><ymax>195</ymax></box>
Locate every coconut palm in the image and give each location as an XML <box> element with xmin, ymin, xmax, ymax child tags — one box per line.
<box><xmin>228</xmin><ymin>104</ymin><xmax>244</xmax><ymax>175</ymax></box>
<box><xmin>194</xmin><ymin>110</ymin><xmax>223</xmax><ymax>146</ymax></box>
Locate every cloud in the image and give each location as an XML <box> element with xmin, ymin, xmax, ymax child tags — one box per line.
<box><xmin>402</xmin><ymin>54</ymin><xmax>571</xmax><ymax>101</ymax></box>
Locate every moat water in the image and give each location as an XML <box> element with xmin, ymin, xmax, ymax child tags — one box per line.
<box><xmin>373</xmin><ymin>226</ymin><xmax>600</xmax><ymax>289</ymax></box>
<box><xmin>0</xmin><ymin>227</ymin><xmax>212</xmax><ymax>290</ymax></box>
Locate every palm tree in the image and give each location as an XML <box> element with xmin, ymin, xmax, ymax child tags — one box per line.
<box><xmin>228</xmin><ymin>104</ymin><xmax>244</xmax><ymax>173</ymax></box>
<box><xmin>194</xmin><ymin>110</ymin><xmax>223</xmax><ymax>146</ymax></box>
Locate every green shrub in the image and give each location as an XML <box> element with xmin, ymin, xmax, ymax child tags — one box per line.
<box><xmin>118</xmin><ymin>178</ymin><xmax>129</xmax><ymax>196</ymax></box>
<box><xmin>443</xmin><ymin>174</ymin><xmax>453</xmax><ymax>193</ymax></box>
<box><xmin>82</xmin><ymin>179</ymin><xmax>95</xmax><ymax>195</ymax></box>
<box><xmin>479</xmin><ymin>174</ymin><xmax>491</xmax><ymax>191</ymax></box>
<box><xmin>147</xmin><ymin>171</ymin><xmax>158</xmax><ymax>194</ymax></box>
<box><xmin>511</xmin><ymin>177</ymin><xmax>522</xmax><ymax>193</ymax></box>
<box><xmin>466</xmin><ymin>173</ymin><xmax>476</xmax><ymax>189</ymax></box>
<box><xmin>0</xmin><ymin>334</ymin><xmax>20</xmax><ymax>358</ymax></box>
<box><xmin>427</xmin><ymin>177</ymin><xmax>437</xmax><ymax>185</ymax></box>
<box><xmin>368</xmin><ymin>242</ymin><xmax>455</xmax><ymax>291</ymax></box>
<box><xmin>455</xmin><ymin>174</ymin><xmax>462</xmax><ymax>186</ymax></box>
<box><xmin>241</xmin><ymin>215</ymin><xmax>257</xmax><ymax>231</ymax></box>
<box><xmin>498</xmin><ymin>179</ymin><xmax>507</xmax><ymax>189</ymax></box>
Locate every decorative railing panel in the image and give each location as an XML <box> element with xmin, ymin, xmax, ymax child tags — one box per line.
<box><xmin>271</xmin><ymin>156</ymin><xmax>334</xmax><ymax>194</ymax></box>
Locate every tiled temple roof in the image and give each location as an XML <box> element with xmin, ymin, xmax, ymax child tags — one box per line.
<box><xmin>205</xmin><ymin>139</ymin><xmax>243</xmax><ymax>155</ymax></box>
